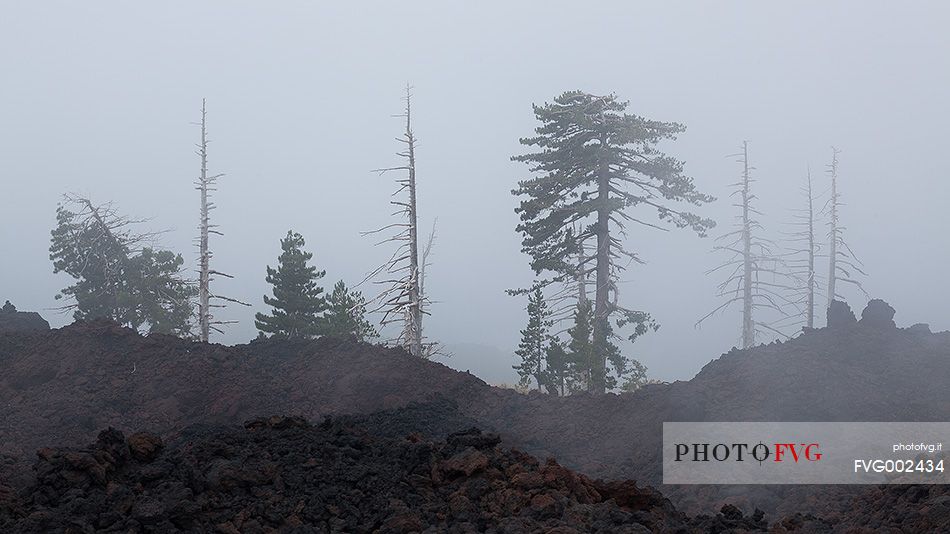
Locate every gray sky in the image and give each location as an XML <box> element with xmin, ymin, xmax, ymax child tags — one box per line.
<box><xmin>2</xmin><ymin>2</ymin><xmax>948</xmax><ymax>384</ymax></box>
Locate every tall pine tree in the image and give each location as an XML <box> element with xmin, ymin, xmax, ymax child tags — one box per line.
<box><xmin>255</xmin><ymin>231</ymin><xmax>326</xmax><ymax>339</ymax></box>
<box><xmin>513</xmin><ymin>91</ymin><xmax>714</xmax><ymax>393</ymax></box>
<box><xmin>323</xmin><ymin>280</ymin><xmax>379</xmax><ymax>342</ymax></box>
<box><xmin>513</xmin><ymin>287</ymin><xmax>552</xmax><ymax>391</ymax></box>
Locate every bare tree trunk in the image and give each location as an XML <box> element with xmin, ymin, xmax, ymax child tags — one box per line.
<box><xmin>822</xmin><ymin>147</ymin><xmax>868</xmax><ymax>318</ymax></box>
<box><xmin>805</xmin><ymin>168</ymin><xmax>815</xmax><ymax>328</ymax></box>
<box><xmin>592</xmin><ymin>134</ymin><xmax>611</xmax><ymax>394</ymax></box>
<box><xmin>404</xmin><ymin>93</ymin><xmax>423</xmax><ymax>358</ymax></box>
<box><xmin>700</xmin><ymin>142</ymin><xmax>793</xmax><ymax>343</ymax></box>
<box><xmin>740</xmin><ymin>141</ymin><xmax>754</xmax><ymax>349</ymax></box>
<box><xmin>198</xmin><ymin>99</ymin><xmax>211</xmax><ymax>342</ymax></box>
<box><xmin>825</xmin><ymin>149</ymin><xmax>839</xmax><ymax>312</ymax></box>
<box><xmin>419</xmin><ymin>218</ymin><xmax>437</xmax><ymax>313</ymax></box>
<box><xmin>366</xmin><ymin>87</ymin><xmax>431</xmax><ymax>357</ymax></box>
<box><xmin>193</xmin><ymin>100</ymin><xmax>248</xmax><ymax>341</ymax></box>
<box><xmin>826</xmin><ymin>147</ymin><xmax>839</xmax><ymax>313</ymax></box>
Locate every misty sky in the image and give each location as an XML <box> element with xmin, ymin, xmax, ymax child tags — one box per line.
<box><xmin>2</xmin><ymin>2</ymin><xmax>948</xmax><ymax>385</ymax></box>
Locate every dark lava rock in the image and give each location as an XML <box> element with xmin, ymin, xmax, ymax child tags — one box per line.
<box><xmin>127</xmin><ymin>432</ymin><xmax>163</xmax><ymax>462</ymax></box>
<box><xmin>0</xmin><ymin>417</ymin><xmax>703</xmax><ymax>533</ymax></box>
<box><xmin>782</xmin><ymin>485</ymin><xmax>950</xmax><ymax>533</ymax></box>
<box><xmin>860</xmin><ymin>298</ymin><xmax>897</xmax><ymax>329</ymax></box>
<box><xmin>690</xmin><ymin>504</ymin><xmax>768</xmax><ymax>532</ymax></box>
<box><xmin>4</xmin><ymin>315</ymin><xmax>950</xmax><ymax>523</ymax></box>
<box><xmin>826</xmin><ymin>300</ymin><xmax>856</xmax><ymax>327</ymax></box>
<box><xmin>0</xmin><ymin>301</ymin><xmax>50</xmax><ymax>333</ymax></box>
<box><xmin>908</xmin><ymin>323</ymin><xmax>932</xmax><ymax>334</ymax></box>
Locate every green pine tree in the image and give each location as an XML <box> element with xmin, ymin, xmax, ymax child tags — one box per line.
<box><xmin>565</xmin><ymin>300</ymin><xmax>650</xmax><ymax>392</ymax></box>
<box><xmin>49</xmin><ymin>199</ymin><xmax>196</xmax><ymax>336</ymax></box>
<box><xmin>543</xmin><ymin>340</ymin><xmax>569</xmax><ymax>396</ymax></box>
<box><xmin>620</xmin><ymin>359</ymin><xmax>649</xmax><ymax>392</ymax></box>
<box><xmin>124</xmin><ymin>248</ymin><xmax>196</xmax><ymax>337</ymax></box>
<box><xmin>50</xmin><ymin>203</ymin><xmax>130</xmax><ymax>323</ymax></box>
<box><xmin>255</xmin><ymin>230</ymin><xmax>327</xmax><ymax>339</ymax></box>
<box><xmin>566</xmin><ymin>300</ymin><xmax>594</xmax><ymax>392</ymax></box>
<box><xmin>323</xmin><ymin>280</ymin><xmax>379</xmax><ymax>342</ymax></box>
<box><xmin>513</xmin><ymin>91</ymin><xmax>714</xmax><ymax>393</ymax></box>
<box><xmin>513</xmin><ymin>287</ymin><xmax>552</xmax><ymax>391</ymax></box>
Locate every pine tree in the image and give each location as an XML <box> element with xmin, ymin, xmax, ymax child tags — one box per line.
<box><xmin>513</xmin><ymin>91</ymin><xmax>714</xmax><ymax>393</ymax></box>
<box><xmin>49</xmin><ymin>195</ymin><xmax>196</xmax><ymax>336</ymax></box>
<box><xmin>544</xmin><ymin>341</ymin><xmax>569</xmax><ymax>396</ymax></box>
<box><xmin>620</xmin><ymin>359</ymin><xmax>648</xmax><ymax>392</ymax></box>
<box><xmin>124</xmin><ymin>247</ymin><xmax>196</xmax><ymax>337</ymax></box>
<box><xmin>323</xmin><ymin>280</ymin><xmax>379</xmax><ymax>342</ymax></box>
<box><xmin>254</xmin><ymin>231</ymin><xmax>327</xmax><ymax>339</ymax></box>
<box><xmin>566</xmin><ymin>300</ymin><xmax>594</xmax><ymax>392</ymax></box>
<box><xmin>513</xmin><ymin>287</ymin><xmax>552</xmax><ymax>391</ymax></box>
<box><xmin>560</xmin><ymin>299</ymin><xmax>649</xmax><ymax>392</ymax></box>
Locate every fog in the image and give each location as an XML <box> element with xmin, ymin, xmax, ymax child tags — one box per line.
<box><xmin>2</xmin><ymin>2</ymin><xmax>948</xmax><ymax>385</ymax></box>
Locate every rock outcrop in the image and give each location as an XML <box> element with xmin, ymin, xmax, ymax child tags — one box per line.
<box><xmin>826</xmin><ymin>299</ymin><xmax>857</xmax><ymax>327</ymax></box>
<box><xmin>860</xmin><ymin>298</ymin><xmax>897</xmax><ymax>329</ymax></box>
<box><xmin>0</xmin><ymin>301</ymin><xmax>50</xmax><ymax>333</ymax></box>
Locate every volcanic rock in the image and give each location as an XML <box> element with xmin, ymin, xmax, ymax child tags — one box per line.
<box><xmin>860</xmin><ymin>298</ymin><xmax>897</xmax><ymax>329</ymax></box>
<box><xmin>127</xmin><ymin>432</ymin><xmax>163</xmax><ymax>462</ymax></box>
<box><xmin>0</xmin><ymin>301</ymin><xmax>49</xmax><ymax>333</ymax></box>
<box><xmin>826</xmin><ymin>300</ymin><xmax>856</xmax><ymax>327</ymax></box>
<box><xmin>908</xmin><ymin>323</ymin><xmax>932</xmax><ymax>334</ymax></box>
<box><xmin>0</xmin><ymin>418</ymin><xmax>699</xmax><ymax>533</ymax></box>
<box><xmin>1</xmin><ymin>312</ymin><xmax>949</xmax><ymax>520</ymax></box>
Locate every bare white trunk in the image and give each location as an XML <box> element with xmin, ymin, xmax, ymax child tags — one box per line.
<box><xmin>740</xmin><ymin>141</ymin><xmax>754</xmax><ymax>349</ymax></box>
<box><xmin>366</xmin><ymin>86</ymin><xmax>431</xmax><ymax>357</ymax></box>
<box><xmin>198</xmin><ymin>99</ymin><xmax>211</xmax><ymax>342</ymax></box>
<box><xmin>405</xmin><ymin>93</ymin><xmax>423</xmax><ymax>357</ymax></box>
<box><xmin>805</xmin><ymin>169</ymin><xmax>815</xmax><ymax>329</ymax></box>
<box><xmin>419</xmin><ymin>219</ymin><xmax>437</xmax><ymax>315</ymax></box>
<box><xmin>700</xmin><ymin>142</ymin><xmax>795</xmax><ymax>342</ymax></box>
<box><xmin>194</xmin><ymin>100</ymin><xmax>248</xmax><ymax>340</ymax></box>
<box><xmin>826</xmin><ymin>147</ymin><xmax>839</xmax><ymax>313</ymax></box>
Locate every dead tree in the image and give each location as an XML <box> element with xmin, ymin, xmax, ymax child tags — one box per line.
<box><xmin>194</xmin><ymin>99</ymin><xmax>248</xmax><ymax>342</ymax></box>
<box><xmin>824</xmin><ymin>147</ymin><xmax>867</xmax><ymax>312</ymax></box>
<box><xmin>698</xmin><ymin>141</ymin><xmax>793</xmax><ymax>348</ymax></box>
<box><xmin>365</xmin><ymin>87</ymin><xmax>431</xmax><ymax>357</ymax></box>
<box><xmin>783</xmin><ymin>167</ymin><xmax>823</xmax><ymax>329</ymax></box>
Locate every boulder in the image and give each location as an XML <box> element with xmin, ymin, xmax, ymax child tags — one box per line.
<box><xmin>860</xmin><ymin>299</ymin><xmax>897</xmax><ymax>329</ymax></box>
<box><xmin>826</xmin><ymin>300</ymin><xmax>856</xmax><ymax>327</ymax></box>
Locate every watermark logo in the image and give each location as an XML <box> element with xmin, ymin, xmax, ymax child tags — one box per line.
<box><xmin>663</xmin><ymin>422</ymin><xmax>947</xmax><ymax>484</ymax></box>
<box><xmin>673</xmin><ymin>442</ymin><xmax>822</xmax><ymax>463</ymax></box>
